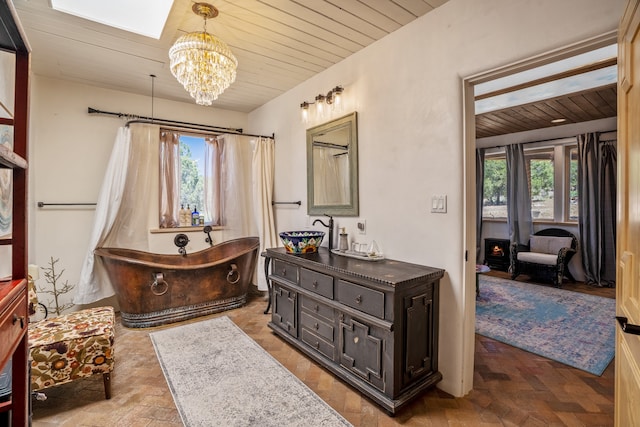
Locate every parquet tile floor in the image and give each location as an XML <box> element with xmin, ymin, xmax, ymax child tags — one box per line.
<box><xmin>31</xmin><ymin>273</ymin><xmax>615</xmax><ymax>426</ymax></box>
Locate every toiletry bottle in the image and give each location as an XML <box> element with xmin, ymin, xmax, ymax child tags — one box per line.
<box><xmin>338</xmin><ymin>227</ymin><xmax>349</xmax><ymax>251</ymax></box>
<box><xmin>192</xmin><ymin>206</ymin><xmax>199</xmax><ymax>226</ymax></box>
<box><xmin>179</xmin><ymin>204</ymin><xmax>186</xmax><ymax>227</ymax></box>
<box><xmin>199</xmin><ymin>213</ymin><xmax>204</xmax><ymax>226</ymax></box>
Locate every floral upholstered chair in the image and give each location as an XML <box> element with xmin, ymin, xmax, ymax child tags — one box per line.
<box><xmin>27</xmin><ymin>278</ymin><xmax>115</xmax><ymax>399</ymax></box>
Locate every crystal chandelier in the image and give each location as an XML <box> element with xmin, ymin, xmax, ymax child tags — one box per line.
<box><xmin>169</xmin><ymin>2</ymin><xmax>237</xmax><ymax>106</ymax></box>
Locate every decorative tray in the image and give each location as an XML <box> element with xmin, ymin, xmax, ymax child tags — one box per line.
<box><xmin>331</xmin><ymin>249</ymin><xmax>385</xmax><ymax>261</ymax></box>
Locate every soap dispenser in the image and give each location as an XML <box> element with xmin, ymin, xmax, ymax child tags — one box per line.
<box><xmin>338</xmin><ymin>228</ymin><xmax>349</xmax><ymax>251</ymax></box>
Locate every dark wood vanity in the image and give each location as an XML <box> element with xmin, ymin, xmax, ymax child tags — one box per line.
<box><xmin>265</xmin><ymin>247</ymin><xmax>444</xmax><ymax>414</ymax></box>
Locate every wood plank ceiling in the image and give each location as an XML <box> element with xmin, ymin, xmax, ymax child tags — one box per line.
<box><xmin>476</xmin><ymin>84</ymin><xmax>617</xmax><ymax>139</ymax></box>
<box><xmin>12</xmin><ymin>0</ymin><xmax>451</xmax><ymax>113</ymax></box>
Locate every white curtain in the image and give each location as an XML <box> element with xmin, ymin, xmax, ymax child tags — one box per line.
<box><xmin>203</xmin><ymin>136</ymin><xmax>222</xmax><ymax>225</ymax></box>
<box><xmin>75</xmin><ymin>124</ymin><xmax>158</xmax><ymax>304</ymax></box>
<box><xmin>213</xmin><ymin>134</ymin><xmax>278</xmax><ymax>291</ymax></box>
<box><xmin>218</xmin><ymin>134</ymin><xmax>257</xmax><ymax>242</ymax></box>
<box><xmin>252</xmin><ymin>137</ymin><xmax>278</xmax><ymax>291</ymax></box>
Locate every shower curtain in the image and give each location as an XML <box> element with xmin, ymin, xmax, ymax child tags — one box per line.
<box><xmin>75</xmin><ymin>124</ymin><xmax>158</xmax><ymax>304</ymax></box>
<box><xmin>213</xmin><ymin>134</ymin><xmax>278</xmax><ymax>291</ymax></box>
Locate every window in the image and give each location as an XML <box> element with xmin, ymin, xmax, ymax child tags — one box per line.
<box><xmin>179</xmin><ymin>135</ymin><xmax>205</xmax><ymax>215</ymax></box>
<box><xmin>568</xmin><ymin>147</ymin><xmax>579</xmax><ymax>221</ymax></box>
<box><xmin>482</xmin><ymin>144</ymin><xmax>577</xmax><ymax>222</ymax></box>
<box><xmin>528</xmin><ymin>149</ymin><xmax>554</xmax><ymax>220</ymax></box>
<box><xmin>482</xmin><ymin>157</ymin><xmax>507</xmax><ymax>218</ymax></box>
<box><xmin>159</xmin><ymin>130</ymin><xmax>222</xmax><ymax>228</ymax></box>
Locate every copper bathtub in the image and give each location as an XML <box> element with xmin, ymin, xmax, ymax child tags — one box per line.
<box><xmin>95</xmin><ymin>237</ymin><xmax>260</xmax><ymax>328</ymax></box>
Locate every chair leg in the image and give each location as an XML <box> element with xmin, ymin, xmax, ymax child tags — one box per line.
<box><xmin>103</xmin><ymin>372</ymin><xmax>112</xmax><ymax>399</ymax></box>
<box><xmin>554</xmin><ymin>269</ymin><xmax>563</xmax><ymax>288</ymax></box>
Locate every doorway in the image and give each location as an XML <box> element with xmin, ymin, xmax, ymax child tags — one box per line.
<box><xmin>462</xmin><ymin>30</ymin><xmax>619</xmax><ymax>393</ymax></box>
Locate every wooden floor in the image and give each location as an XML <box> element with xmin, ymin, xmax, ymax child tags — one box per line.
<box><xmin>31</xmin><ymin>274</ymin><xmax>615</xmax><ymax>426</ymax></box>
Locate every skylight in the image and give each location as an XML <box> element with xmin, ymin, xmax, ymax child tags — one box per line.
<box><xmin>51</xmin><ymin>0</ymin><xmax>174</xmax><ymax>39</ymax></box>
<box><xmin>475</xmin><ymin>44</ymin><xmax>617</xmax><ymax>114</ymax></box>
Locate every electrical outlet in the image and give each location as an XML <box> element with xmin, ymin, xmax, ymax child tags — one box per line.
<box><xmin>357</xmin><ymin>220</ymin><xmax>366</xmax><ymax>235</ymax></box>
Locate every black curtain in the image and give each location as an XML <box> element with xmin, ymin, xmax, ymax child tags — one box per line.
<box><xmin>506</xmin><ymin>144</ymin><xmax>533</xmax><ymax>245</ymax></box>
<box><xmin>476</xmin><ymin>148</ymin><xmax>485</xmax><ymax>262</ymax></box>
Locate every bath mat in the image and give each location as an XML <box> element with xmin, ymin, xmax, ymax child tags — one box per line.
<box><xmin>150</xmin><ymin>316</ymin><xmax>352</xmax><ymax>427</ymax></box>
<box><xmin>476</xmin><ymin>275</ymin><xmax>615</xmax><ymax>376</ymax></box>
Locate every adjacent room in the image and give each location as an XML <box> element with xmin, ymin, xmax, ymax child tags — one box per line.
<box><xmin>0</xmin><ymin>0</ymin><xmax>633</xmax><ymax>425</ymax></box>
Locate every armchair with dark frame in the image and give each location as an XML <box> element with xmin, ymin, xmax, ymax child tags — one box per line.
<box><xmin>510</xmin><ymin>228</ymin><xmax>577</xmax><ymax>287</ymax></box>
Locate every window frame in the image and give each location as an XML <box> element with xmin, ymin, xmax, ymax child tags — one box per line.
<box><xmin>481</xmin><ymin>142</ymin><xmax>578</xmax><ymax>224</ymax></box>
<box><xmin>158</xmin><ymin>130</ymin><xmax>222</xmax><ymax>229</ymax></box>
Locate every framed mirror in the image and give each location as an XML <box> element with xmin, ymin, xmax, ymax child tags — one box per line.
<box><xmin>307</xmin><ymin>112</ymin><xmax>358</xmax><ymax>216</ymax></box>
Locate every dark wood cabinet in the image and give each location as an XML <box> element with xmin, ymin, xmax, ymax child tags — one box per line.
<box><xmin>266</xmin><ymin>247</ymin><xmax>444</xmax><ymax>414</ymax></box>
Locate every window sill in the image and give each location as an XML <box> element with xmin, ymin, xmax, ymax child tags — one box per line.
<box><xmin>481</xmin><ymin>218</ymin><xmax>578</xmax><ymax>226</ymax></box>
<box><xmin>150</xmin><ymin>226</ymin><xmax>223</xmax><ymax>234</ymax></box>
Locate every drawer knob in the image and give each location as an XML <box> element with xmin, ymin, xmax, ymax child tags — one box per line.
<box><xmin>315</xmin><ymin>341</ymin><xmax>320</xmax><ymax>349</ymax></box>
<box><xmin>13</xmin><ymin>313</ymin><xmax>25</xmax><ymax>329</ymax></box>
<box><xmin>281</xmin><ymin>268</ymin><xmax>287</xmax><ymax>275</ymax></box>
<box><xmin>314</xmin><ymin>322</ymin><xmax>319</xmax><ymax>330</ymax></box>
<box><xmin>355</xmin><ymin>295</ymin><xmax>362</xmax><ymax>304</ymax></box>
<box><xmin>314</xmin><ymin>305</ymin><xmax>319</xmax><ymax>312</ymax></box>
<box><xmin>312</xmin><ymin>281</ymin><xmax>318</xmax><ymax>288</ymax></box>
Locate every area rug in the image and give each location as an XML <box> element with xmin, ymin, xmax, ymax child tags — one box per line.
<box><xmin>476</xmin><ymin>275</ymin><xmax>615</xmax><ymax>376</ymax></box>
<box><xmin>150</xmin><ymin>316</ymin><xmax>352</xmax><ymax>427</ymax></box>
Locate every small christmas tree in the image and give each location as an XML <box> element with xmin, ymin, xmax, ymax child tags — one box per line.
<box><xmin>39</xmin><ymin>256</ymin><xmax>75</xmax><ymax>316</ymax></box>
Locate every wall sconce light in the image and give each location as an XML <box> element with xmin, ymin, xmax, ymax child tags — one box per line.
<box><xmin>300</xmin><ymin>85</ymin><xmax>344</xmax><ymax>123</ymax></box>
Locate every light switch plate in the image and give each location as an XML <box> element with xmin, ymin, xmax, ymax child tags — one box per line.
<box><xmin>431</xmin><ymin>195</ymin><xmax>447</xmax><ymax>213</ymax></box>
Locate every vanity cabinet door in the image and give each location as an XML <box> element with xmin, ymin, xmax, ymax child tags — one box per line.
<box><xmin>272</xmin><ymin>283</ymin><xmax>297</xmax><ymax>337</ymax></box>
<box><xmin>403</xmin><ymin>290</ymin><xmax>436</xmax><ymax>387</ymax></box>
<box><xmin>338</xmin><ymin>314</ymin><xmax>388</xmax><ymax>393</ymax></box>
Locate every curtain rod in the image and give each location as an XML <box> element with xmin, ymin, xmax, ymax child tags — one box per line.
<box><xmin>87</xmin><ymin>107</ymin><xmax>275</xmax><ymax>140</ymax></box>
<box><xmin>481</xmin><ymin>128</ymin><xmax>617</xmax><ymax>150</ymax></box>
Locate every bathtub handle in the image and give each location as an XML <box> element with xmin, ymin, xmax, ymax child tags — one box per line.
<box><xmin>151</xmin><ymin>272</ymin><xmax>169</xmax><ymax>296</ymax></box>
<box><xmin>227</xmin><ymin>264</ymin><xmax>240</xmax><ymax>285</ymax></box>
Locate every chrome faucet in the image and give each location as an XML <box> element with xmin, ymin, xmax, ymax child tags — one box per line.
<box><xmin>312</xmin><ymin>215</ymin><xmax>334</xmax><ymax>250</ymax></box>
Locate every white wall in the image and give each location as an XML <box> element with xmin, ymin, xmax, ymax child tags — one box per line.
<box><xmin>28</xmin><ymin>76</ymin><xmax>248</xmax><ymax>310</ymax></box>
<box><xmin>247</xmin><ymin>0</ymin><xmax>625</xmax><ymax>397</ymax></box>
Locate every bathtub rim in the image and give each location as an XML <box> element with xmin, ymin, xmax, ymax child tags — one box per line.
<box><xmin>94</xmin><ymin>236</ymin><xmax>261</xmax><ymax>270</ymax></box>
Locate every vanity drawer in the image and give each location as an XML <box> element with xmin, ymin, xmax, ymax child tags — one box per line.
<box><xmin>271</xmin><ymin>259</ymin><xmax>299</xmax><ymax>284</ymax></box>
<box><xmin>301</xmin><ymin>328</ymin><xmax>335</xmax><ymax>360</ymax></box>
<box><xmin>300</xmin><ymin>295</ymin><xmax>335</xmax><ymax>323</ymax></box>
<box><xmin>301</xmin><ymin>311</ymin><xmax>334</xmax><ymax>342</ymax></box>
<box><xmin>300</xmin><ymin>268</ymin><xmax>333</xmax><ymax>299</ymax></box>
<box><xmin>0</xmin><ymin>292</ymin><xmax>27</xmax><ymax>365</ymax></box>
<box><xmin>337</xmin><ymin>280</ymin><xmax>385</xmax><ymax>319</ymax></box>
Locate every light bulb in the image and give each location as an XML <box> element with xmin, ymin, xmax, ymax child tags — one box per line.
<box><xmin>315</xmin><ymin>94</ymin><xmax>326</xmax><ymax>119</ymax></box>
<box><xmin>300</xmin><ymin>102</ymin><xmax>309</xmax><ymax>124</ymax></box>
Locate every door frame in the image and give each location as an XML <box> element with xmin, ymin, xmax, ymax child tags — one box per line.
<box><xmin>461</xmin><ymin>30</ymin><xmax>618</xmax><ymax>394</ymax></box>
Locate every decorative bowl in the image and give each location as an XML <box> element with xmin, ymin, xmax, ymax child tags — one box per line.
<box><xmin>279</xmin><ymin>231</ymin><xmax>325</xmax><ymax>254</ymax></box>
